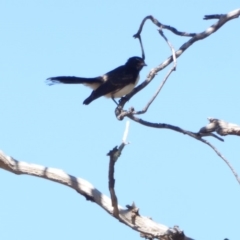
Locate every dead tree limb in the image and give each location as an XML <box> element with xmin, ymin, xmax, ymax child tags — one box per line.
<box><xmin>0</xmin><ymin>150</ymin><xmax>194</xmax><ymax>240</ymax></box>
<box><xmin>117</xmin><ymin>8</ymin><xmax>240</xmax><ymax>112</ymax></box>
<box><xmin>114</xmin><ymin>9</ymin><xmax>240</xmax><ymax>185</ymax></box>
<box><xmin>199</xmin><ymin>118</ymin><xmax>240</xmax><ymax>137</ymax></box>
<box><xmin>127</xmin><ymin>115</ymin><xmax>240</xmax><ymax>185</ymax></box>
<box><xmin>108</xmin><ymin>121</ymin><xmax>130</xmax><ymax>217</ymax></box>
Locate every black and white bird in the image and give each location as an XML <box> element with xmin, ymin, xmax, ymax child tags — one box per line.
<box><xmin>47</xmin><ymin>56</ymin><xmax>146</xmax><ymax>105</ymax></box>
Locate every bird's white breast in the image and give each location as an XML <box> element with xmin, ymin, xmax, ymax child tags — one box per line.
<box><xmin>105</xmin><ymin>75</ymin><xmax>140</xmax><ymax>98</ymax></box>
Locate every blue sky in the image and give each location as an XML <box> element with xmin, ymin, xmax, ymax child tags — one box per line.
<box><xmin>1</xmin><ymin>1</ymin><xmax>240</xmax><ymax>240</ymax></box>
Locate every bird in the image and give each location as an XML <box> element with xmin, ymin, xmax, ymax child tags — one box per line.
<box><xmin>47</xmin><ymin>56</ymin><xmax>146</xmax><ymax>105</ymax></box>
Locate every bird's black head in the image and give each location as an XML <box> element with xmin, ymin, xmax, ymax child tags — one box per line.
<box><xmin>125</xmin><ymin>56</ymin><xmax>147</xmax><ymax>70</ymax></box>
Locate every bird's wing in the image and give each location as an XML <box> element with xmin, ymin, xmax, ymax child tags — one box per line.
<box><xmin>83</xmin><ymin>66</ymin><xmax>139</xmax><ymax>105</ymax></box>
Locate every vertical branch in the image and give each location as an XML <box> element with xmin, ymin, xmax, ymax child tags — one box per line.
<box><xmin>158</xmin><ymin>29</ymin><xmax>177</xmax><ymax>69</ymax></box>
<box><xmin>133</xmin><ymin>29</ymin><xmax>177</xmax><ymax>115</ymax></box>
<box><xmin>108</xmin><ymin>146</ymin><xmax>120</xmax><ymax>217</ymax></box>
<box><xmin>134</xmin><ymin>34</ymin><xmax>145</xmax><ymax>60</ymax></box>
<box><xmin>107</xmin><ymin>121</ymin><xmax>130</xmax><ymax>217</ymax></box>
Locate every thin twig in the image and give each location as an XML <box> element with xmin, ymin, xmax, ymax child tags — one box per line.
<box><xmin>122</xmin><ymin>121</ymin><xmax>130</xmax><ymax>144</ymax></box>
<box><xmin>158</xmin><ymin>29</ymin><xmax>177</xmax><ymax>69</ymax></box>
<box><xmin>203</xmin><ymin>14</ymin><xmax>224</xmax><ymax>20</ymax></box>
<box><xmin>135</xmin><ymin>35</ymin><xmax>145</xmax><ymax>60</ymax></box>
<box><xmin>202</xmin><ymin>140</ymin><xmax>240</xmax><ymax>184</ymax></box>
<box><xmin>134</xmin><ymin>29</ymin><xmax>177</xmax><ymax>115</ymax></box>
<box><xmin>198</xmin><ymin>132</ymin><xmax>224</xmax><ymax>142</ymax></box>
<box><xmin>204</xmin><ymin>12</ymin><xmax>239</xmax><ymax>20</ymax></box>
<box><xmin>134</xmin><ymin>68</ymin><xmax>174</xmax><ymax>115</ymax></box>
<box><xmin>127</xmin><ymin>115</ymin><xmax>240</xmax><ymax>185</ymax></box>
<box><xmin>133</xmin><ymin>15</ymin><xmax>196</xmax><ymax>38</ymax></box>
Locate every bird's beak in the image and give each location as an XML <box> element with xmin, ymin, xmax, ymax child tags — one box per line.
<box><xmin>142</xmin><ymin>62</ymin><xmax>147</xmax><ymax>67</ymax></box>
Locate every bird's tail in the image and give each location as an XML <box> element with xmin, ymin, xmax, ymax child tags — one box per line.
<box><xmin>46</xmin><ymin>76</ymin><xmax>103</xmax><ymax>85</ymax></box>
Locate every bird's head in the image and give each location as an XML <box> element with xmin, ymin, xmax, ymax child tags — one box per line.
<box><xmin>126</xmin><ymin>56</ymin><xmax>147</xmax><ymax>70</ymax></box>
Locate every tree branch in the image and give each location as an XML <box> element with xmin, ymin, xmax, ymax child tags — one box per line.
<box><xmin>126</xmin><ymin>115</ymin><xmax>240</xmax><ymax>185</ymax></box>
<box><xmin>199</xmin><ymin>118</ymin><xmax>240</xmax><ymax>137</ymax></box>
<box><xmin>133</xmin><ymin>15</ymin><xmax>196</xmax><ymax>38</ymax></box>
<box><xmin>117</xmin><ymin>8</ymin><xmax>240</xmax><ymax>114</ymax></box>
<box><xmin>114</xmin><ymin>9</ymin><xmax>240</xmax><ymax>185</ymax></box>
<box><xmin>0</xmin><ymin>150</ymin><xmax>194</xmax><ymax>240</ymax></box>
<box><xmin>134</xmin><ymin>29</ymin><xmax>176</xmax><ymax>115</ymax></box>
<box><xmin>107</xmin><ymin>121</ymin><xmax>130</xmax><ymax>217</ymax></box>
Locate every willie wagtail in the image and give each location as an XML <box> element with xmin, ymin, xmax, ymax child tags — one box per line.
<box><xmin>47</xmin><ymin>56</ymin><xmax>146</xmax><ymax>105</ymax></box>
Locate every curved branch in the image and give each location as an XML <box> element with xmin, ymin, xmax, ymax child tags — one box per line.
<box><xmin>127</xmin><ymin>115</ymin><xmax>240</xmax><ymax>185</ymax></box>
<box><xmin>133</xmin><ymin>15</ymin><xmax>196</xmax><ymax>38</ymax></box>
<box><xmin>117</xmin><ymin>8</ymin><xmax>240</xmax><ymax>111</ymax></box>
<box><xmin>0</xmin><ymin>150</ymin><xmax>194</xmax><ymax>240</ymax></box>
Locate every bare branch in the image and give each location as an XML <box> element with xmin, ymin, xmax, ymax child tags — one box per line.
<box><xmin>134</xmin><ymin>29</ymin><xmax>176</xmax><ymax>115</ymax></box>
<box><xmin>204</xmin><ymin>11</ymin><xmax>240</xmax><ymax>20</ymax></box>
<box><xmin>158</xmin><ymin>29</ymin><xmax>177</xmax><ymax>68</ymax></box>
<box><xmin>127</xmin><ymin>115</ymin><xmax>240</xmax><ymax>185</ymax></box>
<box><xmin>201</xmin><ymin>140</ymin><xmax>240</xmax><ymax>185</ymax></box>
<box><xmin>108</xmin><ymin>121</ymin><xmax>130</xmax><ymax>217</ymax></box>
<box><xmin>198</xmin><ymin>132</ymin><xmax>224</xmax><ymax>142</ymax></box>
<box><xmin>203</xmin><ymin>14</ymin><xmax>224</xmax><ymax>20</ymax></box>
<box><xmin>134</xmin><ymin>34</ymin><xmax>145</xmax><ymax>60</ymax></box>
<box><xmin>117</xmin><ymin>8</ymin><xmax>240</xmax><ymax>112</ymax></box>
<box><xmin>122</xmin><ymin>121</ymin><xmax>130</xmax><ymax>144</ymax></box>
<box><xmin>108</xmin><ymin>146</ymin><xmax>120</xmax><ymax>217</ymax></box>
<box><xmin>0</xmin><ymin>150</ymin><xmax>194</xmax><ymax>240</ymax></box>
<box><xmin>134</xmin><ymin>67</ymin><xmax>174</xmax><ymax>115</ymax></box>
<box><xmin>115</xmin><ymin>10</ymin><xmax>240</xmax><ymax>183</ymax></box>
<box><xmin>114</xmin><ymin>9</ymin><xmax>240</xmax><ymax>186</ymax></box>
<box><xmin>133</xmin><ymin>15</ymin><xmax>196</xmax><ymax>38</ymax></box>
<box><xmin>199</xmin><ymin>118</ymin><xmax>240</xmax><ymax>137</ymax></box>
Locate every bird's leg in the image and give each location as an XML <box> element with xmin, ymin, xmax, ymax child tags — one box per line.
<box><xmin>111</xmin><ymin>97</ymin><xmax>119</xmax><ymax>105</ymax></box>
